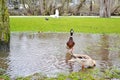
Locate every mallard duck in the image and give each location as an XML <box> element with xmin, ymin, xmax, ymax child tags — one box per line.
<box><xmin>66</xmin><ymin>29</ymin><xmax>75</xmax><ymax>52</ymax></box>
<box><xmin>66</xmin><ymin>49</ymin><xmax>96</xmax><ymax>70</ymax></box>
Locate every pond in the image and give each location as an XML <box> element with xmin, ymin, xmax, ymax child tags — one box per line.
<box><xmin>0</xmin><ymin>32</ymin><xmax>120</xmax><ymax>78</ymax></box>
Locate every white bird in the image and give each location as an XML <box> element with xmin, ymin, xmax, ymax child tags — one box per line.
<box><xmin>66</xmin><ymin>49</ymin><xmax>96</xmax><ymax>70</ymax></box>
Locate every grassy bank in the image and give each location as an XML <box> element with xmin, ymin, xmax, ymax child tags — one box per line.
<box><xmin>0</xmin><ymin>67</ymin><xmax>120</xmax><ymax>80</ymax></box>
<box><xmin>10</xmin><ymin>16</ymin><xmax>120</xmax><ymax>33</ymax></box>
<box><xmin>1</xmin><ymin>67</ymin><xmax>120</xmax><ymax>80</ymax></box>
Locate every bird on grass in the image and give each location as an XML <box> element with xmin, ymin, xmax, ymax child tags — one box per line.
<box><xmin>45</xmin><ymin>17</ymin><xmax>49</xmax><ymax>21</ymax></box>
<box><xmin>66</xmin><ymin>29</ymin><xmax>75</xmax><ymax>53</ymax></box>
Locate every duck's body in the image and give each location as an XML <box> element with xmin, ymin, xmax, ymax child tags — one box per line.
<box><xmin>66</xmin><ymin>37</ymin><xmax>75</xmax><ymax>49</ymax></box>
<box><xmin>69</xmin><ymin>54</ymin><xmax>96</xmax><ymax>69</ymax></box>
<box><xmin>66</xmin><ymin>49</ymin><xmax>96</xmax><ymax>70</ymax></box>
<box><xmin>66</xmin><ymin>29</ymin><xmax>75</xmax><ymax>51</ymax></box>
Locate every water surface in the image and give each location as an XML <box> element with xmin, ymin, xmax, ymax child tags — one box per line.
<box><xmin>0</xmin><ymin>32</ymin><xmax>120</xmax><ymax>78</ymax></box>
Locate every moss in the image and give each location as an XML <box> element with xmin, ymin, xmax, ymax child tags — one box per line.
<box><xmin>0</xmin><ymin>0</ymin><xmax>10</xmax><ymax>51</ymax></box>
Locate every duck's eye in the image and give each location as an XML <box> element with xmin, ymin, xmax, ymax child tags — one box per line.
<box><xmin>93</xmin><ymin>64</ymin><xmax>96</xmax><ymax>66</ymax></box>
<box><xmin>78</xmin><ymin>56</ymin><xmax>82</xmax><ymax>59</ymax></box>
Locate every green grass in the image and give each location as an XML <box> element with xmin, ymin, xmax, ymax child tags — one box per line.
<box><xmin>10</xmin><ymin>67</ymin><xmax>120</xmax><ymax>80</ymax></box>
<box><xmin>0</xmin><ymin>75</ymin><xmax>10</xmax><ymax>80</ymax></box>
<box><xmin>0</xmin><ymin>67</ymin><xmax>120</xmax><ymax>80</ymax></box>
<box><xmin>10</xmin><ymin>16</ymin><xmax>120</xmax><ymax>33</ymax></box>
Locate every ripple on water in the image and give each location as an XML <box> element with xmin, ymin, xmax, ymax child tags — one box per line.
<box><xmin>0</xmin><ymin>32</ymin><xmax>120</xmax><ymax>78</ymax></box>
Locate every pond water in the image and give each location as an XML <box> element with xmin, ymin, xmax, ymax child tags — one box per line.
<box><xmin>0</xmin><ymin>32</ymin><xmax>120</xmax><ymax>78</ymax></box>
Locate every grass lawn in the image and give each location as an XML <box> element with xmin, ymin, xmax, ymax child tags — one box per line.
<box><xmin>10</xmin><ymin>16</ymin><xmax>120</xmax><ymax>33</ymax></box>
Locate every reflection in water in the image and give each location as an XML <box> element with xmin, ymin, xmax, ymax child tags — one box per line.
<box><xmin>0</xmin><ymin>52</ymin><xmax>9</xmax><ymax>74</ymax></box>
<box><xmin>100</xmin><ymin>34</ymin><xmax>109</xmax><ymax>60</ymax></box>
<box><xmin>99</xmin><ymin>34</ymin><xmax>112</xmax><ymax>70</ymax></box>
<box><xmin>0</xmin><ymin>33</ymin><xmax>120</xmax><ymax>78</ymax></box>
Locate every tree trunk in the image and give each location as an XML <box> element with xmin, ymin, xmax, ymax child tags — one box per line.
<box><xmin>66</xmin><ymin>0</ymin><xmax>70</xmax><ymax>14</ymax></box>
<box><xmin>0</xmin><ymin>0</ymin><xmax>10</xmax><ymax>51</ymax></box>
<box><xmin>89</xmin><ymin>0</ymin><xmax>92</xmax><ymax>16</ymax></box>
<box><xmin>42</xmin><ymin>0</ymin><xmax>46</xmax><ymax>15</ymax></box>
<box><xmin>99</xmin><ymin>0</ymin><xmax>111</xmax><ymax>18</ymax></box>
<box><xmin>60</xmin><ymin>0</ymin><xmax>66</xmax><ymax>15</ymax></box>
<box><xmin>76</xmin><ymin>0</ymin><xmax>86</xmax><ymax>14</ymax></box>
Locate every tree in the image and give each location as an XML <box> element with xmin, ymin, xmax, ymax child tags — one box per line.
<box><xmin>76</xmin><ymin>0</ymin><xmax>86</xmax><ymax>15</ymax></box>
<box><xmin>111</xmin><ymin>0</ymin><xmax>120</xmax><ymax>15</ymax></box>
<box><xmin>66</xmin><ymin>0</ymin><xmax>70</xmax><ymax>14</ymax></box>
<box><xmin>0</xmin><ymin>0</ymin><xmax>10</xmax><ymax>51</ymax></box>
<box><xmin>99</xmin><ymin>0</ymin><xmax>111</xmax><ymax>17</ymax></box>
<box><xmin>89</xmin><ymin>0</ymin><xmax>92</xmax><ymax>15</ymax></box>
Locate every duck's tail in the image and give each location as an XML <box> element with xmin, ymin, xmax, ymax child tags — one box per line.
<box><xmin>70</xmin><ymin>29</ymin><xmax>74</xmax><ymax>36</ymax></box>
